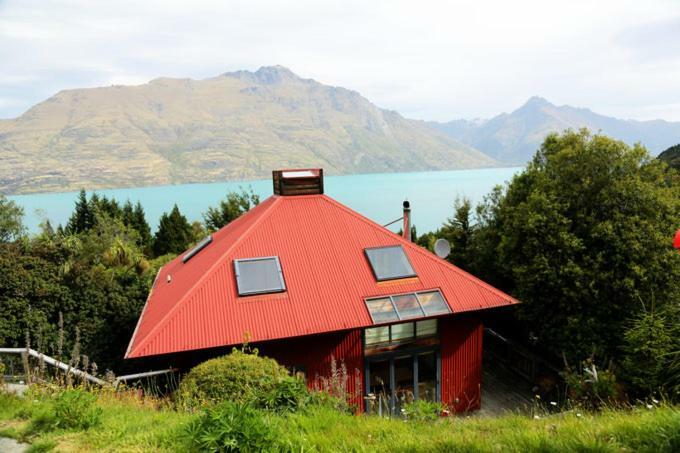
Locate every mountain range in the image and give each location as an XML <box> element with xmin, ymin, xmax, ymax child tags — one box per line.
<box><xmin>0</xmin><ymin>66</ymin><xmax>491</xmax><ymax>195</ymax></box>
<box><xmin>1</xmin><ymin>66</ymin><xmax>678</xmax><ymax>195</ymax></box>
<box><xmin>428</xmin><ymin>96</ymin><xmax>680</xmax><ymax>165</ymax></box>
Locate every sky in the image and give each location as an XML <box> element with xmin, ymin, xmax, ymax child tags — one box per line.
<box><xmin>1</xmin><ymin>0</ymin><xmax>680</xmax><ymax>122</ymax></box>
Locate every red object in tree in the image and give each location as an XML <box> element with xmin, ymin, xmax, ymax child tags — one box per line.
<box><xmin>674</xmin><ymin>229</ymin><xmax>680</xmax><ymax>249</ymax></box>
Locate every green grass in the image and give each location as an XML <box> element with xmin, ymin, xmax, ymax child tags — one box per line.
<box><xmin>1</xmin><ymin>390</ymin><xmax>679</xmax><ymax>452</ymax></box>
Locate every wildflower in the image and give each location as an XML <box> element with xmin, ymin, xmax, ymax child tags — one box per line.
<box><xmin>550</xmin><ymin>401</ymin><xmax>557</xmax><ymax>406</ymax></box>
<box><xmin>534</xmin><ymin>415</ymin><xmax>540</xmax><ymax>419</ymax></box>
<box><xmin>646</xmin><ymin>404</ymin><xmax>653</xmax><ymax>410</ymax></box>
<box><xmin>652</xmin><ymin>398</ymin><xmax>659</xmax><ymax>404</ymax></box>
<box><xmin>535</xmin><ymin>394</ymin><xmax>541</xmax><ymax>399</ymax></box>
<box><xmin>576</xmin><ymin>413</ymin><xmax>582</xmax><ymax>417</ymax></box>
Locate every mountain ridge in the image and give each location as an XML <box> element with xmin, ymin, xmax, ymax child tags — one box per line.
<box><xmin>429</xmin><ymin>97</ymin><xmax>680</xmax><ymax>164</ymax></box>
<box><xmin>0</xmin><ymin>66</ymin><xmax>496</xmax><ymax>195</ymax></box>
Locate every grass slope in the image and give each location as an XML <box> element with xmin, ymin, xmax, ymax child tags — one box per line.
<box><xmin>1</xmin><ymin>390</ymin><xmax>679</xmax><ymax>452</ymax></box>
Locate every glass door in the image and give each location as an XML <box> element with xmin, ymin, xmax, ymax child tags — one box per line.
<box><xmin>365</xmin><ymin>349</ymin><xmax>440</xmax><ymax>416</ymax></box>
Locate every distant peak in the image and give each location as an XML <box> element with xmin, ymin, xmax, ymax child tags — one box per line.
<box><xmin>225</xmin><ymin>65</ymin><xmax>302</xmax><ymax>85</ymax></box>
<box><xmin>523</xmin><ymin>96</ymin><xmax>552</xmax><ymax>108</ymax></box>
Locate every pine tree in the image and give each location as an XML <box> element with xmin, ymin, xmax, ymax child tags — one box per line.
<box><xmin>132</xmin><ymin>202</ymin><xmax>152</xmax><ymax>252</ymax></box>
<box><xmin>153</xmin><ymin>204</ymin><xmax>193</xmax><ymax>256</ymax></box>
<box><xmin>66</xmin><ymin>189</ymin><xmax>94</xmax><ymax>234</ymax></box>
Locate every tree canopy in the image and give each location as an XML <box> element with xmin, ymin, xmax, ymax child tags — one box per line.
<box><xmin>203</xmin><ymin>188</ymin><xmax>260</xmax><ymax>232</ymax></box>
<box><xmin>442</xmin><ymin>130</ymin><xmax>680</xmax><ymax>395</ymax></box>
<box><xmin>0</xmin><ymin>194</ymin><xmax>25</xmax><ymax>243</ymax></box>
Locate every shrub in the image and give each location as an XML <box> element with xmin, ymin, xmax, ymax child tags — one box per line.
<box><xmin>402</xmin><ymin>400</ymin><xmax>444</xmax><ymax>422</ymax></box>
<box><xmin>184</xmin><ymin>401</ymin><xmax>278</xmax><ymax>452</ymax></box>
<box><xmin>563</xmin><ymin>360</ymin><xmax>618</xmax><ymax>409</ymax></box>
<box><xmin>177</xmin><ymin>349</ymin><xmax>295</xmax><ymax>411</ymax></box>
<box><xmin>52</xmin><ymin>389</ymin><xmax>102</xmax><ymax>430</ymax></box>
<box><xmin>260</xmin><ymin>375</ymin><xmax>309</xmax><ymax>413</ymax></box>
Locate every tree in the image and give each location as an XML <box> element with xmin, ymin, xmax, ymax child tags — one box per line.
<box><xmin>439</xmin><ymin>198</ymin><xmax>474</xmax><ymax>271</ymax></box>
<box><xmin>65</xmin><ymin>190</ymin><xmax>95</xmax><ymax>234</ymax></box>
<box><xmin>203</xmin><ymin>188</ymin><xmax>260</xmax><ymax>232</ymax></box>
<box><xmin>0</xmin><ymin>194</ymin><xmax>25</xmax><ymax>242</ymax></box>
<box><xmin>658</xmin><ymin>143</ymin><xmax>680</xmax><ymax>171</ymax></box>
<box><xmin>153</xmin><ymin>204</ymin><xmax>194</xmax><ymax>256</ymax></box>
<box><xmin>474</xmin><ymin>130</ymin><xmax>680</xmax><ymax>364</ymax></box>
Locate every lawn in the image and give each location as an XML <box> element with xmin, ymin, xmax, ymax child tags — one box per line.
<box><xmin>1</xmin><ymin>389</ymin><xmax>679</xmax><ymax>452</ymax></box>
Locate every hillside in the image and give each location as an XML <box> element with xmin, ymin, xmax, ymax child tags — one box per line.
<box><xmin>659</xmin><ymin>144</ymin><xmax>680</xmax><ymax>170</ymax></box>
<box><xmin>0</xmin><ymin>66</ymin><xmax>495</xmax><ymax>195</ymax></box>
<box><xmin>429</xmin><ymin>97</ymin><xmax>680</xmax><ymax>164</ymax></box>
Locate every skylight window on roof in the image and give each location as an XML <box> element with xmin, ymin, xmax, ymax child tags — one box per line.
<box><xmin>364</xmin><ymin>245</ymin><xmax>416</xmax><ymax>281</ymax></box>
<box><xmin>391</xmin><ymin>293</ymin><xmax>425</xmax><ymax>319</ymax></box>
<box><xmin>365</xmin><ymin>290</ymin><xmax>451</xmax><ymax>324</ymax></box>
<box><xmin>417</xmin><ymin>291</ymin><xmax>450</xmax><ymax>316</ymax></box>
<box><xmin>234</xmin><ymin>256</ymin><xmax>286</xmax><ymax>296</ymax></box>
<box><xmin>182</xmin><ymin>235</ymin><xmax>213</xmax><ymax>263</ymax></box>
<box><xmin>365</xmin><ymin>297</ymin><xmax>399</xmax><ymax>323</ymax></box>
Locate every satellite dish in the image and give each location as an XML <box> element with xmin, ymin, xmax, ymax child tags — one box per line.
<box><xmin>434</xmin><ymin>238</ymin><xmax>451</xmax><ymax>259</ymax></box>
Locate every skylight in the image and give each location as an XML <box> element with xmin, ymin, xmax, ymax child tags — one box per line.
<box><xmin>364</xmin><ymin>245</ymin><xmax>416</xmax><ymax>281</ymax></box>
<box><xmin>365</xmin><ymin>290</ymin><xmax>451</xmax><ymax>324</ymax></box>
<box><xmin>234</xmin><ymin>256</ymin><xmax>286</xmax><ymax>296</ymax></box>
<box><xmin>182</xmin><ymin>235</ymin><xmax>213</xmax><ymax>263</ymax></box>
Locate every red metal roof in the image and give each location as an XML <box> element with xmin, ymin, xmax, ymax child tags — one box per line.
<box><xmin>126</xmin><ymin>193</ymin><xmax>519</xmax><ymax>359</ymax></box>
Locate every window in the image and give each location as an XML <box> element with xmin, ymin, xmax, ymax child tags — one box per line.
<box><xmin>234</xmin><ymin>256</ymin><xmax>286</xmax><ymax>296</ymax></box>
<box><xmin>365</xmin><ymin>245</ymin><xmax>416</xmax><ymax>281</ymax></box>
<box><xmin>365</xmin><ymin>290</ymin><xmax>450</xmax><ymax>324</ymax></box>
<box><xmin>417</xmin><ymin>291</ymin><xmax>450</xmax><ymax>316</ymax></box>
<box><xmin>365</xmin><ymin>319</ymin><xmax>439</xmax><ymax>347</ymax></box>
<box><xmin>182</xmin><ymin>235</ymin><xmax>213</xmax><ymax>263</ymax></box>
<box><xmin>365</xmin><ymin>297</ymin><xmax>399</xmax><ymax>323</ymax></box>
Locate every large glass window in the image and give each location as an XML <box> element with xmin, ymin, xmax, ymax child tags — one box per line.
<box><xmin>365</xmin><ymin>245</ymin><xmax>416</xmax><ymax>281</ymax></box>
<box><xmin>365</xmin><ymin>351</ymin><xmax>441</xmax><ymax>416</ymax></box>
<box><xmin>365</xmin><ymin>320</ymin><xmax>438</xmax><ymax>347</ymax></box>
<box><xmin>234</xmin><ymin>256</ymin><xmax>286</xmax><ymax>296</ymax></box>
<box><xmin>365</xmin><ymin>290</ymin><xmax>451</xmax><ymax>324</ymax></box>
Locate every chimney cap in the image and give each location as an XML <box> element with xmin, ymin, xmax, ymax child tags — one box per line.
<box><xmin>272</xmin><ymin>168</ymin><xmax>324</xmax><ymax>196</ymax></box>
<box><xmin>403</xmin><ymin>200</ymin><xmax>410</xmax><ymax>209</ymax></box>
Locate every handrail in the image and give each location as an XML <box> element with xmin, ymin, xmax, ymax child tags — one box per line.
<box><xmin>0</xmin><ymin>347</ymin><xmax>106</xmax><ymax>385</ymax></box>
<box><xmin>0</xmin><ymin>348</ymin><xmax>176</xmax><ymax>386</ymax></box>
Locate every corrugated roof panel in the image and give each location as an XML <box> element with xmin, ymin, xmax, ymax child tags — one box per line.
<box><xmin>126</xmin><ymin>194</ymin><xmax>518</xmax><ymax>358</ymax></box>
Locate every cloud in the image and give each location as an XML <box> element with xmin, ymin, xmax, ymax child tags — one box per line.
<box><xmin>1</xmin><ymin>0</ymin><xmax>679</xmax><ymax>121</ymax></box>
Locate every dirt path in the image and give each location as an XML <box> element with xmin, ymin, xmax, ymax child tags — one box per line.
<box><xmin>0</xmin><ymin>437</ymin><xmax>28</xmax><ymax>453</ymax></box>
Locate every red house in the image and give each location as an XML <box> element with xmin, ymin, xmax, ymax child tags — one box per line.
<box><xmin>126</xmin><ymin>169</ymin><xmax>518</xmax><ymax>414</ymax></box>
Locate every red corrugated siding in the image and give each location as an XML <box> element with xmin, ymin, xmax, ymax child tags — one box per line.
<box><xmin>440</xmin><ymin>316</ymin><xmax>484</xmax><ymax>412</ymax></box>
<box><xmin>256</xmin><ymin>329</ymin><xmax>364</xmax><ymax>410</ymax></box>
<box><xmin>127</xmin><ymin>193</ymin><xmax>517</xmax><ymax>358</ymax></box>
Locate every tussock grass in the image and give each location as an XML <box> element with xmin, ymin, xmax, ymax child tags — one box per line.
<box><xmin>1</xmin><ymin>390</ymin><xmax>678</xmax><ymax>452</ymax></box>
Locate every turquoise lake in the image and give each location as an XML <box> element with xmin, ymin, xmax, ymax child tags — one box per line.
<box><xmin>9</xmin><ymin>167</ymin><xmax>522</xmax><ymax>235</ymax></box>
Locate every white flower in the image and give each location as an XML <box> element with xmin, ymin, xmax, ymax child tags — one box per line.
<box><xmin>576</xmin><ymin>413</ymin><xmax>582</xmax><ymax>417</ymax></box>
<box><xmin>646</xmin><ymin>404</ymin><xmax>653</xmax><ymax>409</ymax></box>
<box><xmin>652</xmin><ymin>398</ymin><xmax>659</xmax><ymax>404</ymax></box>
<box><xmin>550</xmin><ymin>401</ymin><xmax>557</xmax><ymax>406</ymax></box>
<box><xmin>534</xmin><ymin>415</ymin><xmax>540</xmax><ymax>419</ymax></box>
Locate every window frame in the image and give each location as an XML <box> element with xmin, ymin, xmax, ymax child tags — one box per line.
<box><xmin>182</xmin><ymin>235</ymin><xmax>213</xmax><ymax>264</ymax></box>
<box><xmin>364</xmin><ymin>319</ymin><xmax>439</xmax><ymax>348</ymax></box>
<box><xmin>364</xmin><ymin>245</ymin><xmax>417</xmax><ymax>282</ymax></box>
<box><xmin>233</xmin><ymin>256</ymin><xmax>287</xmax><ymax>296</ymax></box>
<box><xmin>364</xmin><ymin>289</ymin><xmax>451</xmax><ymax>324</ymax></box>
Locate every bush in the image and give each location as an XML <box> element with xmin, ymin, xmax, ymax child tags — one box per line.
<box><xmin>401</xmin><ymin>400</ymin><xmax>444</xmax><ymax>421</ymax></box>
<box><xmin>563</xmin><ymin>360</ymin><xmax>619</xmax><ymax>409</ymax></box>
<box><xmin>184</xmin><ymin>401</ymin><xmax>278</xmax><ymax>452</ymax></box>
<box><xmin>52</xmin><ymin>389</ymin><xmax>102</xmax><ymax>430</ymax></box>
<box><xmin>260</xmin><ymin>375</ymin><xmax>309</xmax><ymax>413</ymax></box>
<box><xmin>177</xmin><ymin>348</ymin><xmax>302</xmax><ymax>411</ymax></box>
